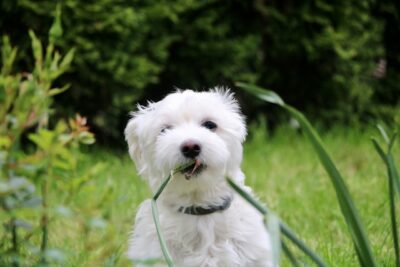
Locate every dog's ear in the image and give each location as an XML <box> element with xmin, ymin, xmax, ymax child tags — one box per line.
<box><xmin>125</xmin><ymin>115</ymin><xmax>141</xmax><ymax>165</ymax></box>
<box><xmin>125</xmin><ymin>106</ymin><xmax>151</xmax><ymax>174</ymax></box>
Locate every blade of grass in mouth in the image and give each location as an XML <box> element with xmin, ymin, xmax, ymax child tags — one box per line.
<box><xmin>153</xmin><ymin>160</ymin><xmax>195</xmax><ymax>201</ymax></box>
<box><xmin>151</xmin><ymin>160</ymin><xmax>196</xmax><ymax>267</ymax></box>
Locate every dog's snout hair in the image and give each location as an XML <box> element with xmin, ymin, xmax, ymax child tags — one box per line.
<box><xmin>180</xmin><ymin>139</ymin><xmax>201</xmax><ymax>158</ymax></box>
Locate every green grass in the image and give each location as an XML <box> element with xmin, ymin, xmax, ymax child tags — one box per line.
<box><xmin>46</xmin><ymin>125</ymin><xmax>397</xmax><ymax>266</ymax></box>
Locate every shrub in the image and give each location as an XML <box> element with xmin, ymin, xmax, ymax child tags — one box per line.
<box><xmin>0</xmin><ymin>16</ymin><xmax>96</xmax><ymax>265</ymax></box>
<box><xmin>1</xmin><ymin>0</ymin><xmax>398</xmax><ymax>142</ymax></box>
<box><xmin>0</xmin><ymin>0</ymin><xmax>197</xmax><ymax>141</ymax></box>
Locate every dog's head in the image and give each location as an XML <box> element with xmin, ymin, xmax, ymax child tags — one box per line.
<box><xmin>125</xmin><ymin>88</ymin><xmax>246</xmax><ymax>191</ymax></box>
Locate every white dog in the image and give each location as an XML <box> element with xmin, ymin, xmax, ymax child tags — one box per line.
<box><xmin>125</xmin><ymin>88</ymin><xmax>272</xmax><ymax>267</ymax></box>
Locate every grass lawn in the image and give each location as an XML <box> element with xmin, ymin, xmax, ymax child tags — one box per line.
<box><xmin>47</xmin><ymin>125</ymin><xmax>397</xmax><ymax>267</ymax></box>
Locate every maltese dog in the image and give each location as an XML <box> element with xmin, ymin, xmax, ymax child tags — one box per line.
<box><xmin>125</xmin><ymin>88</ymin><xmax>272</xmax><ymax>267</ymax></box>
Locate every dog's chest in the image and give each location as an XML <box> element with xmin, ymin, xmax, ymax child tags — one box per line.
<box><xmin>162</xmin><ymin>213</ymin><xmax>248</xmax><ymax>266</ymax></box>
<box><xmin>174</xmin><ymin>214</ymin><xmax>228</xmax><ymax>247</ymax></box>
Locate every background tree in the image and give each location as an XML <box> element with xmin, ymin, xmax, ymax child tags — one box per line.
<box><xmin>0</xmin><ymin>0</ymin><xmax>398</xmax><ymax>145</ymax></box>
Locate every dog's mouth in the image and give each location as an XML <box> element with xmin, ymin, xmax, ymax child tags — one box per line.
<box><xmin>180</xmin><ymin>159</ymin><xmax>206</xmax><ymax>180</ymax></box>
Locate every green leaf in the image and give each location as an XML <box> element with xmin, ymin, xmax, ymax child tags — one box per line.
<box><xmin>281</xmin><ymin>242</ymin><xmax>301</xmax><ymax>267</ymax></box>
<box><xmin>1</xmin><ymin>35</ymin><xmax>18</xmax><ymax>75</ymax></box>
<box><xmin>284</xmin><ymin>107</ymin><xmax>377</xmax><ymax>267</ymax></box>
<box><xmin>238</xmin><ymin>84</ymin><xmax>377</xmax><ymax>267</ymax></box>
<box><xmin>372</xmin><ymin>131</ymin><xmax>400</xmax><ymax>267</ymax></box>
<box><xmin>372</xmin><ymin>137</ymin><xmax>400</xmax><ymax>200</ymax></box>
<box><xmin>236</xmin><ymin>82</ymin><xmax>285</xmax><ymax>106</ymax></box>
<box><xmin>49</xmin><ymin>4</ymin><xmax>63</xmax><ymax>44</ymax></box>
<box><xmin>153</xmin><ymin>161</ymin><xmax>194</xmax><ymax>201</ymax></box>
<box><xmin>29</xmin><ymin>30</ymin><xmax>43</xmax><ymax>68</ymax></box>
<box><xmin>78</xmin><ymin>132</ymin><xmax>95</xmax><ymax>145</ymax></box>
<box><xmin>29</xmin><ymin>129</ymin><xmax>55</xmax><ymax>150</ymax></box>
<box><xmin>44</xmin><ymin>43</ymin><xmax>55</xmax><ymax>70</ymax></box>
<box><xmin>371</xmin><ymin>139</ymin><xmax>387</xmax><ymax>164</ymax></box>
<box><xmin>377</xmin><ymin>124</ymin><xmax>390</xmax><ymax>144</ymax></box>
<box><xmin>388</xmin><ymin>162</ymin><xmax>400</xmax><ymax>267</ymax></box>
<box><xmin>388</xmin><ymin>133</ymin><xmax>398</xmax><ymax>153</ymax></box>
<box><xmin>60</xmin><ymin>48</ymin><xmax>75</xmax><ymax>70</ymax></box>
<box><xmin>47</xmin><ymin>84</ymin><xmax>70</xmax><ymax>96</ymax></box>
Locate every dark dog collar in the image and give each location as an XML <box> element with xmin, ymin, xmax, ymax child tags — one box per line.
<box><xmin>178</xmin><ymin>196</ymin><xmax>232</xmax><ymax>215</ymax></box>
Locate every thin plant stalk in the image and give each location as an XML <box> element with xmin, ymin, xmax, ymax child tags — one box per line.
<box><xmin>151</xmin><ymin>161</ymin><xmax>194</xmax><ymax>267</ymax></box>
<box><xmin>266</xmin><ymin>213</ymin><xmax>282</xmax><ymax>267</ymax></box>
<box><xmin>7</xmin><ymin>141</ymin><xmax>20</xmax><ymax>267</ymax></box>
<box><xmin>40</xmin><ymin>136</ymin><xmax>51</xmax><ymax>264</ymax></box>
<box><xmin>389</xmin><ymin>170</ymin><xmax>399</xmax><ymax>267</ymax></box>
<box><xmin>151</xmin><ymin>199</ymin><xmax>174</xmax><ymax>267</ymax></box>
<box><xmin>40</xmin><ymin>175</ymin><xmax>49</xmax><ymax>264</ymax></box>
<box><xmin>227</xmin><ymin>178</ymin><xmax>327</xmax><ymax>267</ymax></box>
<box><xmin>11</xmin><ymin>218</ymin><xmax>18</xmax><ymax>267</ymax></box>
<box><xmin>281</xmin><ymin>241</ymin><xmax>301</xmax><ymax>267</ymax></box>
<box><xmin>372</xmin><ymin>129</ymin><xmax>399</xmax><ymax>267</ymax></box>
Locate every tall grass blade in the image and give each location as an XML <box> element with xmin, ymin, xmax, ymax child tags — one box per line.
<box><xmin>281</xmin><ymin>241</ymin><xmax>301</xmax><ymax>267</ymax></box>
<box><xmin>387</xmin><ymin>133</ymin><xmax>400</xmax><ymax>199</ymax></box>
<box><xmin>151</xmin><ymin>199</ymin><xmax>175</xmax><ymax>267</ymax></box>
<box><xmin>372</xmin><ymin>138</ymin><xmax>400</xmax><ymax>197</ymax></box>
<box><xmin>372</xmin><ymin>139</ymin><xmax>387</xmax><ymax>164</ymax></box>
<box><xmin>226</xmin><ymin>178</ymin><xmax>267</xmax><ymax>214</ymax></box>
<box><xmin>388</xmin><ymin>153</ymin><xmax>400</xmax><ymax>198</ymax></box>
<box><xmin>151</xmin><ymin>161</ymin><xmax>194</xmax><ymax>266</ymax></box>
<box><xmin>372</xmin><ymin>134</ymin><xmax>400</xmax><ymax>267</ymax></box>
<box><xmin>388</xmin><ymin>167</ymin><xmax>399</xmax><ymax>267</ymax></box>
<box><xmin>377</xmin><ymin>124</ymin><xmax>390</xmax><ymax>144</ymax></box>
<box><xmin>376</xmin><ymin>127</ymin><xmax>400</xmax><ymax>194</ymax></box>
<box><xmin>237</xmin><ymin>82</ymin><xmax>378</xmax><ymax>267</ymax></box>
<box><xmin>153</xmin><ymin>173</ymin><xmax>173</xmax><ymax>201</ymax></box>
<box><xmin>153</xmin><ymin>161</ymin><xmax>194</xmax><ymax>200</ymax></box>
<box><xmin>226</xmin><ymin>178</ymin><xmax>327</xmax><ymax>267</ymax></box>
<box><xmin>266</xmin><ymin>213</ymin><xmax>281</xmax><ymax>267</ymax></box>
<box><xmin>388</xmin><ymin>133</ymin><xmax>398</xmax><ymax>151</ymax></box>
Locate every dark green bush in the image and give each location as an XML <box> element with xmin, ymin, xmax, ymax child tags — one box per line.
<box><xmin>1</xmin><ymin>0</ymin><xmax>398</xmax><ymax>143</ymax></box>
<box><xmin>0</xmin><ymin>0</ymin><xmax>196</xmax><ymax>140</ymax></box>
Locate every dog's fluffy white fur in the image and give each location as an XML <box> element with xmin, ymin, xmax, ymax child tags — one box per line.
<box><xmin>125</xmin><ymin>89</ymin><xmax>272</xmax><ymax>267</ymax></box>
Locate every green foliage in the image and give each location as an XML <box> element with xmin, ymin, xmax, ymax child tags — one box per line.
<box><xmin>0</xmin><ymin>0</ymin><xmax>201</xmax><ymax>140</ymax></box>
<box><xmin>239</xmin><ymin>82</ymin><xmax>400</xmax><ymax>266</ymax></box>
<box><xmin>255</xmin><ymin>0</ymin><xmax>388</xmax><ymax>123</ymax></box>
<box><xmin>2</xmin><ymin>0</ymin><xmax>398</xmax><ymax>142</ymax></box>
<box><xmin>227</xmin><ymin>177</ymin><xmax>327</xmax><ymax>266</ymax></box>
<box><xmin>0</xmin><ymin>18</ymin><xmax>97</xmax><ymax>266</ymax></box>
<box><xmin>372</xmin><ymin>126</ymin><xmax>400</xmax><ymax>267</ymax></box>
<box><xmin>1</xmin><ymin>127</ymin><xmax>392</xmax><ymax>266</ymax></box>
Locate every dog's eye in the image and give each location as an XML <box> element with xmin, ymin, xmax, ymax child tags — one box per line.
<box><xmin>202</xmin><ymin>121</ymin><xmax>217</xmax><ymax>130</ymax></box>
<box><xmin>160</xmin><ymin>125</ymin><xmax>172</xmax><ymax>133</ymax></box>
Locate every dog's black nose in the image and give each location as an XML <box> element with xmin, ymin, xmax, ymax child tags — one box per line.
<box><xmin>181</xmin><ymin>140</ymin><xmax>201</xmax><ymax>158</ymax></box>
